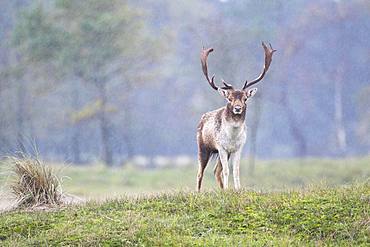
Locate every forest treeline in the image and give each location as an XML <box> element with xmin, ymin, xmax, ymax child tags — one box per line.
<box><xmin>0</xmin><ymin>0</ymin><xmax>369</xmax><ymax>165</ymax></box>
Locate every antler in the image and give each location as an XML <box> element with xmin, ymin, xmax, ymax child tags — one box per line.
<box><xmin>201</xmin><ymin>48</ymin><xmax>234</xmax><ymax>90</ymax></box>
<box><xmin>243</xmin><ymin>42</ymin><xmax>276</xmax><ymax>90</ymax></box>
<box><xmin>200</xmin><ymin>47</ymin><xmax>218</xmax><ymax>90</ymax></box>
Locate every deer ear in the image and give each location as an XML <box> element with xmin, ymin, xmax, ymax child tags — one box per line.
<box><xmin>246</xmin><ymin>88</ymin><xmax>257</xmax><ymax>98</ymax></box>
<box><xmin>218</xmin><ymin>88</ymin><xmax>229</xmax><ymax>98</ymax></box>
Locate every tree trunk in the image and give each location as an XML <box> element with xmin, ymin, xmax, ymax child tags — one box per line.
<box><xmin>97</xmin><ymin>82</ymin><xmax>113</xmax><ymax>166</ymax></box>
<box><xmin>334</xmin><ymin>65</ymin><xmax>347</xmax><ymax>156</ymax></box>
<box><xmin>70</xmin><ymin>84</ymin><xmax>81</xmax><ymax>164</ymax></box>
<box><xmin>123</xmin><ymin>101</ymin><xmax>134</xmax><ymax>161</ymax></box>
<box><xmin>281</xmin><ymin>92</ymin><xmax>307</xmax><ymax>157</ymax></box>
<box><xmin>101</xmin><ymin>116</ymin><xmax>113</xmax><ymax>166</ymax></box>
<box><xmin>120</xmin><ymin>83</ymin><xmax>134</xmax><ymax>164</ymax></box>
<box><xmin>16</xmin><ymin>79</ymin><xmax>27</xmax><ymax>154</ymax></box>
<box><xmin>71</xmin><ymin>123</ymin><xmax>81</xmax><ymax>164</ymax></box>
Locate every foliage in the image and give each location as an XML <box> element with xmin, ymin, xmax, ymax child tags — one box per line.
<box><xmin>0</xmin><ymin>182</ymin><xmax>369</xmax><ymax>245</ymax></box>
<box><xmin>12</xmin><ymin>5</ymin><xmax>65</xmax><ymax>64</ymax></box>
<box><xmin>53</xmin><ymin>0</ymin><xmax>155</xmax><ymax>82</ymax></box>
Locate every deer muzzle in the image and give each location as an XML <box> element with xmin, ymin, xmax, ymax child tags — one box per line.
<box><xmin>233</xmin><ymin>105</ymin><xmax>243</xmax><ymax>115</ymax></box>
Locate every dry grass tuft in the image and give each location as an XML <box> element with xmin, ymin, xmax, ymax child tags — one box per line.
<box><xmin>8</xmin><ymin>156</ymin><xmax>63</xmax><ymax>208</ymax></box>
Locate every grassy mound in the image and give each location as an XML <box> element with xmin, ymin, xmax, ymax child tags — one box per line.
<box><xmin>0</xmin><ymin>183</ymin><xmax>369</xmax><ymax>246</ymax></box>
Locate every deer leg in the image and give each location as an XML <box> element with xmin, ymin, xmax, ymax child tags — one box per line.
<box><xmin>213</xmin><ymin>158</ymin><xmax>223</xmax><ymax>189</ymax></box>
<box><xmin>196</xmin><ymin>146</ymin><xmax>210</xmax><ymax>192</ymax></box>
<box><xmin>230</xmin><ymin>150</ymin><xmax>242</xmax><ymax>190</ymax></box>
<box><xmin>219</xmin><ymin>149</ymin><xmax>229</xmax><ymax>189</ymax></box>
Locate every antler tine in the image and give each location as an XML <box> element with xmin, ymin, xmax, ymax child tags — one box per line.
<box><xmin>200</xmin><ymin>47</ymin><xmax>218</xmax><ymax>90</ymax></box>
<box><xmin>243</xmin><ymin>41</ymin><xmax>276</xmax><ymax>90</ymax></box>
<box><xmin>221</xmin><ymin>79</ymin><xmax>233</xmax><ymax>90</ymax></box>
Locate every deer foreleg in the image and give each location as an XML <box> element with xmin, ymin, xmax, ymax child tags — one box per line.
<box><xmin>230</xmin><ymin>150</ymin><xmax>242</xmax><ymax>190</ymax></box>
<box><xmin>218</xmin><ymin>149</ymin><xmax>229</xmax><ymax>189</ymax></box>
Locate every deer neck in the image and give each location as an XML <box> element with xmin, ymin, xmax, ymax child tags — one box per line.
<box><xmin>217</xmin><ymin>106</ymin><xmax>246</xmax><ymax>152</ymax></box>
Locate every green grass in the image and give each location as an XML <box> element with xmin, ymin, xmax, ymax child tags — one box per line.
<box><xmin>46</xmin><ymin>156</ymin><xmax>370</xmax><ymax>198</ymax></box>
<box><xmin>1</xmin><ymin>157</ymin><xmax>370</xmax><ymax>199</ymax></box>
<box><xmin>0</xmin><ymin>182</ymin><xmax>369</xmax><ymax>246</ymax></box>
<box><xmin>0</xmin><ymin>158</ymin><xmax>369</xmax><ymax>245</ymax></box>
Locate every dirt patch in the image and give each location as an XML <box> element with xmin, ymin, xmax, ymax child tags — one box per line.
<box><xmin>0</xmin><ymin>196</ymin><xmax>15</xmax><ymax>212</ymax></box>
<box><xmin>0</xmin><ymin>193</ymin><xmax>86</xmax><ymax>213</ymax></box>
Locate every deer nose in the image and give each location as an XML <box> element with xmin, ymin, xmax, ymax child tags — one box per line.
<box><xmin>234</xmin><ymin>106</ymin><xmax>242</xmax><ymax>113</ymax></box>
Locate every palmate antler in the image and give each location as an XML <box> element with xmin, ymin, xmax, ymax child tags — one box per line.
<box><xmin>242</xmin><ymin>42</ymin><xmax>276</xmax><ymax>90</ymax></box>
<box><xmin>200</xmin><ymin>48</ymin><xmax>233</xmax><ymax>90</ymax></box>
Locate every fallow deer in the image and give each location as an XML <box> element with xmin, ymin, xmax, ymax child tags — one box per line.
<box><xmin>196</xmin><ymin>42</ymin><xmax>276</xmax><ymax>191</ymax></box>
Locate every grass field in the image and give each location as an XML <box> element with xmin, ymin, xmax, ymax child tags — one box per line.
<box><xmin>0</xmin><ymin>183</ymin><xmax>369</xmax><ymax>246</ymax></box>
<box><xmin>1</xmin><ymin>157</ymin><xmax>370</xmax><ymax>199</ymax></box>
<box><xmin>0</xmin><ymin>157</ymin><xmax>369</xmax><ymax>245</ymax></box>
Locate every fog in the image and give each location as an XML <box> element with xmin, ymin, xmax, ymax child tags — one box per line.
<box><xmin>0</xmin><ymin>0</ymin><xmax>369</xmax><ymax>166</ymax></box>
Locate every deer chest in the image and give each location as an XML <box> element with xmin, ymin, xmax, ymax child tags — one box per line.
<box><xmin>217</xmin><ymin>124</ymin><xmax>246</xmax><ymax>153</ymax></box>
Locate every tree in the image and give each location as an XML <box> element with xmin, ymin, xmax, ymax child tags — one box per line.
<box><xmin>12</xmin><ymin>0</ymin><xmax>166</xmax><ymax>165</ymax></box>
<box><xmin>11</xmin><ymin>4</ymin><xmax>64</xmax><ymax>154</ymax></box>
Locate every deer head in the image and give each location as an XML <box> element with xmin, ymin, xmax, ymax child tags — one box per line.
<box><xmin>200</xmin><ymin>42</ymin><xmax>276</xmax><ymax>115</ymax></box>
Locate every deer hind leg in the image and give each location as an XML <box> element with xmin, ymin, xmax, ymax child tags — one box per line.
<box><xmin>196</xmin><ymin>146</ymin><xmax>210</xmax><ymax>192</ymax></box>
<box><xmin>213</xmin><ymin>158</ymin><xmax>224</xmax><ymax>189</ymax></box>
